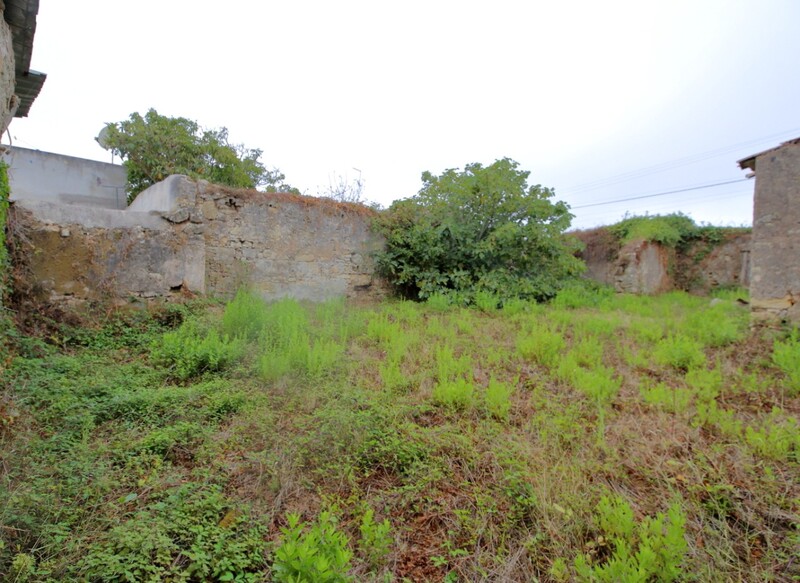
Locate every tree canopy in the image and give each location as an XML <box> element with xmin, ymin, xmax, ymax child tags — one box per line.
<box><xmin>374</xmin><ymin>158</ymin><xmax>583</xmax><ymax>303</ymax></box>
<box><xmin>101</xmin><ymin>109</ymin><xmax>295</xmax><ymax>203</ymax></box>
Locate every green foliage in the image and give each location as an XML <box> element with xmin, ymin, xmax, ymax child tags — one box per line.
<box><xmin>102</xmin><ymin>108</ymin><xmax>296</xmax><ymax>202</ymax></box>
<box><xmin>640</xmin><ymin>382</ymin><xmax>693</xmax><ymax>413</ymax></box>
<box><xmin>683</xmin><ymin>303</ymin><xmax>745</xmax><ymax>347</ymax></box>
<box><xmin>772</xmin><ymin>332</ymin><xmax>800</xmax><ymax>395</ymax></box>
<box><xmin>374</xmin><ymin>158</ymin><xmax>584</xmax><ymax>302</ymax></box>
<box><xmin>151</xmin><ymin>318</ymin><xmax>244</xmax><ymax>380</ymax></box>
<box><xmin>552</xmin><ymin>281</ymin><xmax>614</xmax><ymax>309</ymax></box>
<box><xmin>435</xmin><ymin>344</ymin><xmax>471</xmax><ymax>382</ymax></box>
<box><xmin>608</xmin><ymin>213</ymin><xmax>699</xmax><ymax>248</ymax></box>
<box><xmin>79</xmin><ymin>484</ymin><xmax>266</xmax><ymax>581</ymax></box>
<box><xmin>573</xmin><ymin>496</ymin><xmax>688</xmax><ymax>582</ymax></box>
<box><xmin>272</xmin><ymin>511</ymin><xmax>353</xmax><ymax>583</ymax></box>
<box><xmin>222</xmin><ymin>288</ymin><xmax>270</xmax><ymax>341</ymax></box>
<box><xmin>516</xmin><ymin>326</ymin><xmax>565</xmax><ymax>370</ymax></box>
<box><xmin>484</xmin><ymin>377</ymin><xmax>514</xmax><ymax>421</ymax></box>
<box><xmin>653</xmin><ymin>334</ymin><xmax>707</xmax><ymax>371</ymax></box>
<box><xmin>358</xmin><ymin>509</ymin><xmax>392</xmax><ymax>568</ymax></box>
<box><xmin>432</xmin><ymin>378</ymin><xmax>475</xmax><ymax>410</ymax></box>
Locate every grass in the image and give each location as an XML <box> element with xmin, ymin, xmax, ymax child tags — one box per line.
<box><xmin>1</xmin><ymin>289</ymin><xmax>798</xmax><ymax>581</ymax></box>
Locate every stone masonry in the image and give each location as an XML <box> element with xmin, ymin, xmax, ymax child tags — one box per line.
<box><xmin>14</xmin><ymin>175</ymin><xmax>387</xmax><ymax>304</ymax></box>
<box><xmin>739</xmin><ymin>138</ymin><xmax>800</xmax><ymax>323</ymax></box>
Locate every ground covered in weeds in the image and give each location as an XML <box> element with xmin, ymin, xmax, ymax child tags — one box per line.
<box><xmin>1</xmin><ymin>287</ymin><xmax>798</xmax><ymax>582</ymax></box>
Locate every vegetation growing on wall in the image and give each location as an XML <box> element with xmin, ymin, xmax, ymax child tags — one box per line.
<box><xmin>101</xmin><ymin>109</ymin><xmax>298</xmax><ymax>203</ymax></box>
<box><xmin>374</xmin><ymin>158</ymin><xmax>584</xmax><ymax>304</ymax></box>
<box><xmin>607</xmin><ymin>212</ymin><xmax>750</xmax><ymax>249</ymax></box>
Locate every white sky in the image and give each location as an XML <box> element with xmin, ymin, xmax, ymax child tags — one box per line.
<box><xmin>7</xmin><ymin>0</ymin><xmax>800</xmax><ymax>229</ymax></box>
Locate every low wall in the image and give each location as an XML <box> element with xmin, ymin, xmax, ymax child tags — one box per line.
<box><xmin>574</xmin><ymin>229</ymin><xmax>751</xmax><ymax>295</ymax></box>
<box><xmin>2</xmin><ymin>146</ymin><xmax>127</xmax><ymax>209</ymax></box>
<box><xmin>12</xmin><ymin>175</ymin><xmax>386</xmax><ymax>304</ymax></box>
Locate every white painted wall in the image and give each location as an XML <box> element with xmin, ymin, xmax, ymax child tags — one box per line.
<box><xmin>1</xmin><ymin>146</ymin><xmax>127</xmax><ymax>209</ymax></box>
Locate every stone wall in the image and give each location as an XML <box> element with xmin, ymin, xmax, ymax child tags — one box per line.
<box><xmin>574</xmin><ymin>229</ymin><xmax>751</xmax><ymax>295</ymax></box>
<box><xmin>12</xmin><ymin>176</ymin><xmax>386</xmax><ymax>304</ymax></box>
<box><xmin>0</xmin><ymin>12</ymin><xmax>17</xmax><ymax>133</ymax></box>
<box><xmin>740</xmin><ymin>139</ymin><xmax>800</xmax><ymax>322</ymax></box>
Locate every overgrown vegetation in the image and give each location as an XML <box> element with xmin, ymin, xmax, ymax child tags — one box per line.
<box><xmin>607</xmin><ymin>212</ymin><xmax>750</xmax><ymax>250</ymax></box>
<box><xmin>1</xmin><ymin>289</ymin><xmax>798</xmax><ymax>581</ymax></box>
<box><xmin>101</xmin><ymin>109</ymin><xmax>297</xmax><ymax>203</ymax></box>
<box><xmin>374</xmin><ymin>158</ymin><xmax>584</xmax><ymax>303</ymax></box>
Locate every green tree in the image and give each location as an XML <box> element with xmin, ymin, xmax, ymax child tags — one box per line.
<box><xmin>101</xmin><ymin>109</ymin><xmax>295</xmax><ymax>203</ymax></box>
<box><xmin>374</xmin><ymin>158</ymin><xmax>583</xmax><ymax>302</ymax></box>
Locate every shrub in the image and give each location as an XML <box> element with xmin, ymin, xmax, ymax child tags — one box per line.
<box><xmin>374</xmin><ymin>158</ymin><xmax>584</xmax><ymax>302</ymax></box>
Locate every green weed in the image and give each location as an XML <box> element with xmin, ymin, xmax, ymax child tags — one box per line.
<box><xmin>272</xmin><ymin>511</ymin><xmax>352</xmax><ymax>583</ymax></box>
<box><xmin>572</xmin><ymin>495</ymin><xmax>688</xmax><ymax>582</ymax></box>
<box><xmin>772</xmin><ymin>332</ymin><xmax>800</xmax><ymax>395</ymax></box>
<box><xmin>151</xmin><ymin>319</ymin><xmax>244</xmax><ymax>380</ymax></box>
<box><xmin>516</xmin><ymin>326</ymin><xmax>565</xmax><ymax>370</ymax></box>
<box><xmin>358</xmin><ymin>508</ymin><xmax>392</xmax><ymax>568</ymax></box>
<box><xmin>484</xmin><ymin>377</ymin><xmax>514</xmax><ymax>421</ymax></box>
<box><xmin>654</xmin><ymin>334</ymin><xmax>706</xmax><ymax>371</ymax></box>
<box><xmin>433</xmin><ymin>378</ymin><xmax>475</xmax><ymax>410</ymax></box>
<box><xmin>79</xmin><ymin>484</ymin><xmax>266</xmax><ymax>581</ymax></box>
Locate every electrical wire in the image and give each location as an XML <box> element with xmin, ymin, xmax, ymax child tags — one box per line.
<box><xmin>569</xmin><ymin>178</ymin><xmax>750</xmax><ymax>209</ymax></box>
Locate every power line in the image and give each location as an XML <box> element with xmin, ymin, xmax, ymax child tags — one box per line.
<box><xmin>570</xmin><ymin>178</ymin><xmax>750</xmax><ymax>209</ymax></box>
<box><xmin>563</xmin><ymin>128</ymin><xmax>800</xmax><ymax>194</ymax></box>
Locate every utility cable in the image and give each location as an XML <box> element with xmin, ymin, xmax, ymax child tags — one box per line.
<box><xmin>570</xmin><ymin>178</ymin><xmax>750</xmax><ymax>209</ymax></box>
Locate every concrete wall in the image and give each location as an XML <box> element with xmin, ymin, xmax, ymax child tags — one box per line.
<box><xmin>748</xmin><ymin>140</ymin><xmax>800</xmax><ymax>322</ymax></box>
<box><xmin>0</xmin><ymin>13</ymin><xmax>17</xmax><ymax>133</ymax></box>
<box><xmin>2</xmin><ymin>146</ymin><xmax>127</xmax><ymax>209</ymax></box>
<box><xmin>13</xmin><ymin>175</ymin><xmax>386</xmax><ymax>304</ymax></box>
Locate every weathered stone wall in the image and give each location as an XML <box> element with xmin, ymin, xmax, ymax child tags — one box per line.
<box><xmin>0</xmin><ymin>12</ymin><xmax>17</xmax><ymax>133</ymax></box>
<box><xmin>747</xmin><ymin>140</ymin><xmax>800</xmax><ymax>322</ymax></box>
<box><xmin>13</xmin><ymin>176</ymin><xmax>386</xmax><ymax>304</ymax></box>
<box><xmin>574</xmin><ymin>229</ymin><xmax>751</xmax><ymax>295</ymax></box>
<box><xmin>12</xmin><ymin>199</ymin><xmax>204</xmax><ymax>303</ymax></box>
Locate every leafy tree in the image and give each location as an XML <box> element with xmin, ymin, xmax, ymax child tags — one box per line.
<box><xmin>374</xmin><ymin>158</ymin><xmax>583</xmax><ymax>302</ymax></box>
<box><xmin>101</xmin><ymin>109</ymin><xmax>295</xmax><ymax>203</ymax></box>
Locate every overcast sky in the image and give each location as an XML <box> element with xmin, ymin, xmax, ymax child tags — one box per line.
<box><xmin>7</xmin><ymin>0</ymin><xmax>800</xmax><ymax>229</ymax></box>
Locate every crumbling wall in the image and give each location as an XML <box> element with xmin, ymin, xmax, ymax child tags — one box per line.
<box><xmin>12</xmin><ymin>199</ymin><xmax>204</xmax><ymax>303</ymax></box>
<box><xmin>574</xmin><ymin>228</ymin><xmax>751</xmax><ymax>295</ymax></box>
<box><xmin>13</xmin><ymin>175</ymin><xmax>386</xmax><ymax>304</ymax></box>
